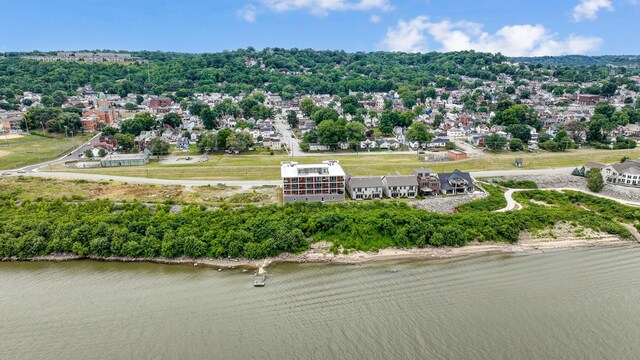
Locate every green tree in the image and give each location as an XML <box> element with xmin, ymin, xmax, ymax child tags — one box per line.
<box><xmin>300</xmin><ymin>98</ymin><xmax>316</xmax><ymax>117</ymax></box>
<box><xmin>51</xmin><ymin>90</ymin><xmax>68</xmax><ymax>107</ymax></box>
<box><xmin>586</xmin><ymin>168</ymin><xmax>604</xmax><ymax>192</ymax></box>
<box><xmin>287</xmin><ymin>110</ymin><xmax>298</xmax><ymax>128</ymax></box>
<box><xmin>485</xmin><ymin>133</ymin><xmax>507</xmax><ymax>151</ymax></box>
<box><xmin>101</xmin><ymin>126</ymin><xmax>117</xmax><ymax>136</ymax></box>
<box><xmin>509</xmin><ymin>138</ymin><xmax>525</xmax><ymax>151</ymax></box>
<box><xmin>115</xmin><ymin>133</ymin><xmax>135</xmax><ymax>152</ymax></box>
<box><xmin>197</xmin><ymin>132</ymin><xmax>218</xmax><ymax>153</ymax></box>
<box><xmin>311</xmin><ymin>107</ymin><xmax>339</xmax><ymax>125</ymax></box>
<box><xmin>162</xmin><ymin>112</ymin><xmax>182</xmax><ymax>128</ymax></box>
<box><xmin>216</xmin><ymin>128</ymin><xmax>233</xmax><ymax>149</ymax></box>
<box><xmin>345</xmin><ymin>121</ymin><xmax>366</xmax><ymax>142</ymax></box>
<box><xmin>120</xmin><ymin>113</ymin><xmax>157</xmax><ymax>136</ymax></box>
<box><xmin>98</xmin><ymin>148</ymin><xmax>108</xmax><ymax>157</ymax></box>
<box><xmin>200</xmin><ymin>107</ymin><xmax>217</xmax><ymax>130</ymax></box>
<box><xmin>226</xmin><ymin>132</ymin><xmax>253</xmax><ymax>152</ymax></box>
<box><xmin>595</xmin><ymin>102</ymin><xmax>616</xmax><ymax>119</ymax></box>
<box><xmin>124</xmin><ymin>103</ymin><xmax>138</xmax><ymax>111</ymax></box>
<box><xmin>318</xmin><ymin>119</ymin><xmax>347</xmax><ymax>148</ymax></box>
<box><xmin>506</xmin><ymin>124</ymin><xmax>531</xmax><ymax>142</ymax></box>
<box><xmin>136</xmin><ymin>95</ymin><xmax>144</xmax><ymax>105</ymax></box>
<box><xmin>84</xmin><ymin>149</ymin><xmax>94</xmax><ymax>158</ymax></box>
<box><xmin>405</xmin><ymin>122</ymin><xmax>434</xmax><ymax>142</ymax></box>
<box><xmin>379</xmin><ymin>113</ymin><xmax>394</xmax><ymax>135</ymax></box>
<box><xmin>147</xmin><ymin>138</ymin><xmax>170</xmax><ymax>158</ymax></box>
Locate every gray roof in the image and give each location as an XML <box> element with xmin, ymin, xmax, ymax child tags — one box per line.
<box><xmin>413</xmin><ymin>168</ymin><xmax>434</xmax><ymax>175</ymax></box>
<box><xmin>347</xmin><ymin>176</ymin><xmax>384</xmax><ymax>188</ymax></box>
<box><xmin>438</xmin><ymin>170</ymin><xmax>474</xmax><ymax>191</ymax></box>
<box><xmin>383</xmin><ymin>175</ymin><xmax>418</xmax><ymax>187</ymax></box>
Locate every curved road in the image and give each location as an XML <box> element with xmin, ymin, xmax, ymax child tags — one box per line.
<box><xmin>497</xmin><ymin>187</ymin><xmax>640</xmax><ymax>212</ymax></box>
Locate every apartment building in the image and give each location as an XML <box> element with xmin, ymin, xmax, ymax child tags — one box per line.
<box><xmin>281</xmin><ymin>161</ymin><xmax>346</xmax><ymax>203</ymax></box>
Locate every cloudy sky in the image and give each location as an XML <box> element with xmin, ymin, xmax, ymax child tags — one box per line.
<box><xmin>1</xmin><ymin>0</ymin><xmax>637</xmax><ymax>56</ymax></box>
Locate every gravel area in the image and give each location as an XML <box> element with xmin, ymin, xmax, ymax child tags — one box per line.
<box><xmin>486</xmin><ymin>174</ymin><xmax>640</xmax><ymax>203</ymax></box>
<box><xmin>410</xmin><ymin>192</ymin><xmax>487</xmax><ymax>214</ymax></box>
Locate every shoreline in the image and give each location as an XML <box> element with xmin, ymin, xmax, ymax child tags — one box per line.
<box><xmin>3</xmin><ymin>235</ymin><xmax>636</xmax><ymax>269</ymax></box>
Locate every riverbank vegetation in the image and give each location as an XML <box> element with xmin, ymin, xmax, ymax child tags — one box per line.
<box><xmin>0</xmin><ymin>183</ymin><xmax>634</xmax><ymax>260</ymax></box>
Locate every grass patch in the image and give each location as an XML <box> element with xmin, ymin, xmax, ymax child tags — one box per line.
<box><xmin>493</xmin><ymin>179</ymin><xmax>538</xmax><ymax>189</ymax></box>
<box><xmin>0</xmin><ymin>133</ymin><xmax>93</xmax><ymax>170</ymax></box>
<box><xmin>457</xmin><ymin>184</ymin><xmax>507</xmax><ymax>212</ymax></box>
<box><xmin>44</xmin><ymin>147</ymin><xmax>640</xmax><ymax>181</ymax></box>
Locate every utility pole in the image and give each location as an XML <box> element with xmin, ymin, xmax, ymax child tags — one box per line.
<box><xmin>34</xmin><ymin>145</ymin><xmax>41</xmax><ymax>163</ymax></box>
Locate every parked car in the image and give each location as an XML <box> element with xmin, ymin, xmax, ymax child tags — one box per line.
<box><xmin>1</xmin><ymin>172</ymin><xmax>12</xmax><ymax>176</ymax></box>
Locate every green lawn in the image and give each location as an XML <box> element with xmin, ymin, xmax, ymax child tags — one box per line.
<box><xmin>0</xmin><ymin>133</ymin><xmax>93</xmax><ymax>170</ymax></box>
<box><xmin>45</xmin><ymin>147</ymin><xmax>640</xmax><ymax>181</ymax></box>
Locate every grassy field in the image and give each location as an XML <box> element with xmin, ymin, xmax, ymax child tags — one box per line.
<box><xmin>0</xmin><ymin>177</ymin><xmax>279</xmax><ymax>206</ymax></box>
<box><xmin>44</xmin><ymin>147</ymin><xmax>640</xmax><ymax>180</ymax></box>
<box><xmin>0</xmin><ymin>133</ymin><xmax>93</xmax><ymax>170</ymax></box>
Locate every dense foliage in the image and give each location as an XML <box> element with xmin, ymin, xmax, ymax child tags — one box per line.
<box><xmin>0</xmin><ymin>183</ymin><xmax>634</xmax><ymax>260</ymax></box>
<box><xmin>3</xmin><ymin>49</ymin><xmax>634</xmax><ymax>101</ymax></box>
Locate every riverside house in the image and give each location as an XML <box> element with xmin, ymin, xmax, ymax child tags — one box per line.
<box><xmin>346</xmin><ymin>176</ymin><xmax>384</xmax><ymax>200</ymax></box>
<box><xmin>437</xmin><ymin>170</ymin><xmax>475</xmax><ymax>195</ymax></box>
<box><xmin>381</xmin><ymin>175</ymin><xmax>419</xmax><ymax>198</ymax></box>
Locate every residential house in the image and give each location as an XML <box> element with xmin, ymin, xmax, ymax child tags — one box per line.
<box><xmin>263</xmin><ymin>137</ymin><xmax>282</xmax><ymax>150</ymax></box>
<box><xmin>602</xmin><ymin>160</ymin><xmax>640</xmax><ymax>187</ymax></box>
<box><xmin>438</xmin><ymin>169</ymin><xmax>475</xmax><ymax>195</ymax></box>
<box><xmin>346</xmin><ymin>176</ymin><xmax>384</xmax><ymax>200</ymax></box>
<box><xmin>412</xmin><ymin>168</ymin><xmax>441</xmax><ymax>195</ymax></box>
<box><xmin>381</xmin><ymin>175</ymin><xmax>418</xmax><ymax>198</ymax></box>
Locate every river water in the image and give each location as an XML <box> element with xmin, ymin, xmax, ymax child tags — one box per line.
<box><xmin>2</xmin><ymin>246</ymin><xmax>640</xmax><ymax>360</ymax></box>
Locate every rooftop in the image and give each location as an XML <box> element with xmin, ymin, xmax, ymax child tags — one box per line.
<box><xmin>281</xmin><ymin>160</ymin><xmax>345</xmax><ymax>178</ymax></box>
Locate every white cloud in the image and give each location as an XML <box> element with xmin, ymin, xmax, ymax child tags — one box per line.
<box><xmin>573</xmin><ymin>0</ymin><xmax>613</xmax><ymax>21</ymax></box>
<box><xmin>237</xmin><ymin>4</ymin><xmax>257</xmax><ymax>23</ymax></box>
<box><xmin>378</xmin><ymin>16</ymin><xmax>602</xmax><ymax>56</ymax></box>
<box><xmin>370</xmin><ymin>14</ymin><xmax>381</xmax><ymax>23</ymax></box>
<box><xmin>260</xmin><ymin>0</ymin><xmax>393</xmax><ymax>15</ymax></box>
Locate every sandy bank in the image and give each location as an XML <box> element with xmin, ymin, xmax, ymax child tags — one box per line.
<box><xmin>3</xmin><ymin>232</ymin><xmax>636</xmax><ymax>269</ymax></box>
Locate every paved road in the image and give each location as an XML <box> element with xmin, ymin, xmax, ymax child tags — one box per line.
<box><xmin>4</xmin><ymin>166</ymin><xmax>576</xmax><ymax>190</ymax></box>
<box><xmin>273</xmin><ymin>116</ymin><xmax>303</xmax><ymax>157</ymax></box>
<box><xmin>17</xmin><ymin>133</ymin><xmax>102</xmax><ymax>173</ymax></box>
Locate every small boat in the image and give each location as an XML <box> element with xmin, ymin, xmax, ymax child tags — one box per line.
<box><xmin>253</xmin><ymin>275</ymin><xmax>266</xmax><ymax>287</ymax></box>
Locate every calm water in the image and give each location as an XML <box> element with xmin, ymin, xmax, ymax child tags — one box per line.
<box><xmin>2</xmin><ymin>246</ymin><xmax>640</xmax><ymax>360</ymax></box>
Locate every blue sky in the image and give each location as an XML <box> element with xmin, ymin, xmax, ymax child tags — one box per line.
<box><xmin>0</xmin><ymin>0</ymin><xmax>637</xmax><ymax>56</ymax></box>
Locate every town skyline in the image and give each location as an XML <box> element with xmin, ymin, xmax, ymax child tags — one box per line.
<box><xmin>1</xmin><ymin>0</ymin><xmax>638</xmax><ymax>56</ymax></box>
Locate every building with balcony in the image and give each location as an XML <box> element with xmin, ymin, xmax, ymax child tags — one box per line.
<box><xmin>281</xmin><ymin>161</ymin><xmax>346</xmax><ymax>203</ymax></box>
<box><xmin>381</xmin><ymin>175</ymin><xmax>419</xmax><ymax>198</ymax></box>
<box><xmin>346</xmin><ymin>176</ymin><xmax>384</xmax><ymax>200</ymax></box>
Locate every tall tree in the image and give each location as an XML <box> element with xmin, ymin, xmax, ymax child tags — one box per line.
<box><xmin>405</xmin><ymin>122</ymin><xmax>434</xmax><ymax>142</ymax></box>
<box><xmin>286</xmin><ymin>111</ymin><xmax>298</xmax><ymax>128</ymax></box>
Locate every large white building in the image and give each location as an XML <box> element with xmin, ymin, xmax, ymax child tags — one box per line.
<box><xmin>281</xmin><ymin>161</ymin><xmax>346</xmax><ymax>203</ymax></box>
